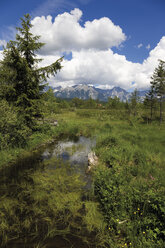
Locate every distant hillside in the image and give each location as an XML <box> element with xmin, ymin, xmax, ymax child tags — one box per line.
<box><xmin>53</xmin><ymin>84</ymin><xmax>148</xmax><ymax>102</ymax></box>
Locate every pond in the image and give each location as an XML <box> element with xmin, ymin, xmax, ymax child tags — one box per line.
<box><xmin>42</xmin><ymin>136</ymin><xmax>96</xmax><ymax>188</ymax></box>
<box><xmin>0</xmin><ymin>136</ymin><xmax>97</xmax><ymax>248</ymax></box>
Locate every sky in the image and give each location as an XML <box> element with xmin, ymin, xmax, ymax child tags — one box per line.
<box><xmin>0</xmin><ymin>0</ymin><xmax>165</xmax><ymax>90</ymax></box>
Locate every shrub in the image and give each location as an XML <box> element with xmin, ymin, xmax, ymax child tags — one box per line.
<box><xmin>0</xmin><ymin>100</ymin><xmax>30</xmax><ymax>149</ymax></box>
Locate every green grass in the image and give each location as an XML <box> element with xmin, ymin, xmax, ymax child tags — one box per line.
<box><xmin>0</xmin><ymin>108</ymin><xmax>165</xmax><ymax>247</ymax></box>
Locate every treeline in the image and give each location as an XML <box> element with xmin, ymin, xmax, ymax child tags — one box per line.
<box><xmin>44</xmin><ymin>83</ymin><xmax>165</xmax><ymax>123</ymax></box>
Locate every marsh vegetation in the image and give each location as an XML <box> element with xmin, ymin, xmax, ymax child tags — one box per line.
<box><xmin>0</xmin><ymin>109</ymin><xmax>165</xmax><ymax>248</ymax></box>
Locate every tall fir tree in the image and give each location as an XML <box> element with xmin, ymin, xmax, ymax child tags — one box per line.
<box><xmin>150</xmin><ymin>60</ymin><xmax>165</xmax><ymax>124</ymax></box>
<box><xmin>144</xmin><ymin>86</ymin><xmax>157</xmax><ymax>122</ymax></box>
<box><xmin>0</xmin><ymin>14</ymin><xmax>62</xmax><ymax>129</ymax></box>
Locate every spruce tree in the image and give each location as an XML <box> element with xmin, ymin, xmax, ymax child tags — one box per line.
<box><xmin>150</xmin><ymin>60</ymin><xmax>165</xmax><ymax>124</ymax></box>
<box><xmin>144</xmin><ymin>86</ymin><xmax>157</xmax><ymax>122</ymax></box>
<box><xmin>0</xmin><ymin>14</ymin><xmax>62</xmax><ymax>129</ymax></box>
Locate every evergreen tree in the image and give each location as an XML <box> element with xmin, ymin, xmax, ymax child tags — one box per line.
<box><xmin>107</xmin><ymin>96</ymin><xmax>120</xmax><ymax>110</ymax></box>
<box><xmin>150</xmin><ymin>60</ymin><xmax>165</xmax><ymax>124</ymax></box>
<box><xmin>144</xmin><ymin>86</ymin><xmax>157</xmax><ymax>122</ymax></box>
<box><xmin>0</xmin><ymin>14</ymin><xmax>62</xmax><ymax>129</ymax></box>
<box><xmin>130</xmin><ymin>89</ymin><xmax>140</xmax><ymax>116</ymax></box>
<box><xmin>16</xmin><ymin>14</ymin><xmax>44</xmax><ymax>68</ymax></box>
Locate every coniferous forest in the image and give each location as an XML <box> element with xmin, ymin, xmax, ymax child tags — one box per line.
<box><xmin>0</xmin><ymin>15</ymin><xmax>165</xmax><ymax>248</ymax></box>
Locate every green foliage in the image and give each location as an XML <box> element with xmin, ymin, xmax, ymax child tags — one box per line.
<box><xmin>130</xmin><ymin>89</ymin><xmax>140</xmax><ymax>116</ymax></box>
<box><xmin>16</xmin><ymin>14</ymin><xmax>45</xmax><ymax>67</ymax></box>
<box><xmin>42</xmin><ymin>88</ymin><xmax>61</xmax><ymax>115</ymax></box>
<box><xmin>106</xmin><ymin>96</ymin><xmax>122</xmax><ymax>110</ymax></box>
<box><xmin>150</xmin><ymin>60</ymin><xmax>165</xmax><ymax>123</ymax></box>
<box><xmin>143</xmin><ymin>87</ymin><xmax>158</xmax><ymax>121</ymax></box>
<box><xmin>0</xmin><ymin>14</ymin><xmax>62</xmax><ymax>130</ymax></box>
<box><xmin>84</xmin><ymin>97</ymin><xmax>97</xmax><ymax>108</ymax></box>
<box><xmin>151</xmin><ymin>60</ymin><xmax>165</xmax><ymax>98</ymax></box>
<box><xmin>71</xmin><ymin>97</ymin><xmax>84</xmax><ymax>108</ymax></box>
<box><xmin>0</xmin><ymin>100</ymin><xmax>30</xmax><ymax>149</ymax></box>
<box><xmin>93</xmin><ymin>121</ymin><xmax>165</xmax><ymax>247</ymax></box>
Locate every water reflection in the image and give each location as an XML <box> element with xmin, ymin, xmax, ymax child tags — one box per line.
<box><xmin>42</xmin><ymin>136</ymin><xmax>96</xmax><ymax>189</ymax></box>
<box><xmin>42</xmin><ymin>136</ymin><xmax>96</xmax><ymax>164</ymax></box>
<box><xmin>0</xmin><ymin>136</ymin><xmax>96</xmax><ymax>248</ymax></box>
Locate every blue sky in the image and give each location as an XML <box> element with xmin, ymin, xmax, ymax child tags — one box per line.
<box><xmin>0</xmin><ymin>0</ymin><xmax>165</xmax><ymax>90</ymax></box>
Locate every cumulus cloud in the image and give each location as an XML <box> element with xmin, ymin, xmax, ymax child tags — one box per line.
<box><xmin>39</xmin><ymin>49</ymin><xmax>140</xmax><ymax>89</ymax></box>
<box><xmin>135</xmin><ymin>36</ymin><xmax>165</xmax><ymax>87</ymax></box>
<box><xmin>39</xmin><ymin>36</ymin><xmax>165</xmax><ymax>90</ymax></box>
<box><xmin>31</xmin><ymin>8</ymin><xmax>126</xmax><ymax>54</ymax></box>
<box><xmin>55</xmin><ymin>49</ymin><xmax>139</xmax><ymax>89</ymax></box>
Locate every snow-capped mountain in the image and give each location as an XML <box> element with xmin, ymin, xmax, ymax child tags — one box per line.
<box><xmin>53</xmin><ymin>84</ymin><xmax>147</xmax><ymax>102</ymax></box>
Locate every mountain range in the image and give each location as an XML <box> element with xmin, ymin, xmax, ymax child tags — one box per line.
<box><xmin>53</xmin><ymin>84</ymin><xmax>148</xmax><ymax>102</ymax></box>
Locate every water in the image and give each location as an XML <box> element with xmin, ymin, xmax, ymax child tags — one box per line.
<box><xmin>42</xmin><ymin>136</ymin><xmax>95</xmax><ymax>163</ymax></box>
<box><xmin>42</xmin><ymin>136</ymin><xmax>96</xmax><ymax>190</ymax></box>
<box><xmin>43</xmin><ymin>136</ymin><xmax>95</xmax><ymax>167</ymax></box>
<box><xmin>0</xmin><ymin>136</ymin><xmax>96</xmax><ymax>248</ymax></box>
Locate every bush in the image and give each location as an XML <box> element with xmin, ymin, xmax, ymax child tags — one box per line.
<box><xmin>0</xmin><ymin>100</ymin><xmax>30</xmax><ymax>149</ymax></box>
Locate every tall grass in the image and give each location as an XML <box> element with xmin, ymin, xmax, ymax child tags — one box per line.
<box><xmin>0</xmin><ymin>109</ymin><xmax>164</xmax><ymax>247</ymax></box>
<box><xmin>93</xmin><ymin>115</ymin><xmax>165</xmax><ymax>247</ymax></box>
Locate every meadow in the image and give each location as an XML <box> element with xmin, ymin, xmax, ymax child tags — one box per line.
<box><xmin>0</xmin><ymin>108</ymin><xmax>164</xmax><ymax>248</ymax></box>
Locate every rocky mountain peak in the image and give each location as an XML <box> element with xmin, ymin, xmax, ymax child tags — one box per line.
<box><xmin>53</xmin><ymin>84</ymin><xmax>147</xmax><ymax>102</ymax></box>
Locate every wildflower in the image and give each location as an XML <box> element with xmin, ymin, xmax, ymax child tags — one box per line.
<box><xmin>141</xmin><ymin>213</ymin><xmax>143</xmax><ymax>215</ymax></box>
<box><xmin>137</xmin><ymin>208</ymin><xmax>140</xmax><ymax>211</ymax></box>
<box><xmin>108</xmin><ymin>227</ymin><xmax>111</xmax><ymax>230</ymax></box>
<box><xmin>125</xmin><ymin>243</ymin><xmax>127</xmax><ymax>246</ymax></box>
<box><xmin>134</xmin><ymin>211</ymin><xmax>136</xmax><ymax>214</ymax></box>
<box><xmin>129</xmin><ymin>243</ymin><xmax>132</xmax><ymax>246</ymax></box>
<box><xmin>143</xmin><ymin>231</ymin><xmax>145</xmax><ymax>234</ymax></box>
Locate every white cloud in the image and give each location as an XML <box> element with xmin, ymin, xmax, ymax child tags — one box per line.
<box><xmin>146</xmin><ymin>44</ymin><xmax>150</xmax><ymax>50</ymax></box>
<box><xmin>31</xmin><ymin>8</ymin><xmax>126</xmax><ymax>54</ymax></box>
<box><xmin>41</xmin><ymin>49</ymin><xmax>141</xmax><ymax>90</ymax></box>
<box><xmin>40</xmin><ymin>36</ymin><xmax>165</xmax><ymax>90</ymax></box>
<box><xmin>0</xmin><ymin>50</ymin><xmax>3</xmax><ymax>60</ymax></box>
<box><xmin>135</xmin><ymin>36</ymin><xmax>165</xmax><ymax>86</ymax></box>
<box><xmin>0</xmin><ymin>40</ymin><xmax>6</xmax><ymax>47</ymax></box>
<box><xmin>137</xmin><ymin>43</ymin><xmax>143</xmax><ymax>49</ymax></box>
